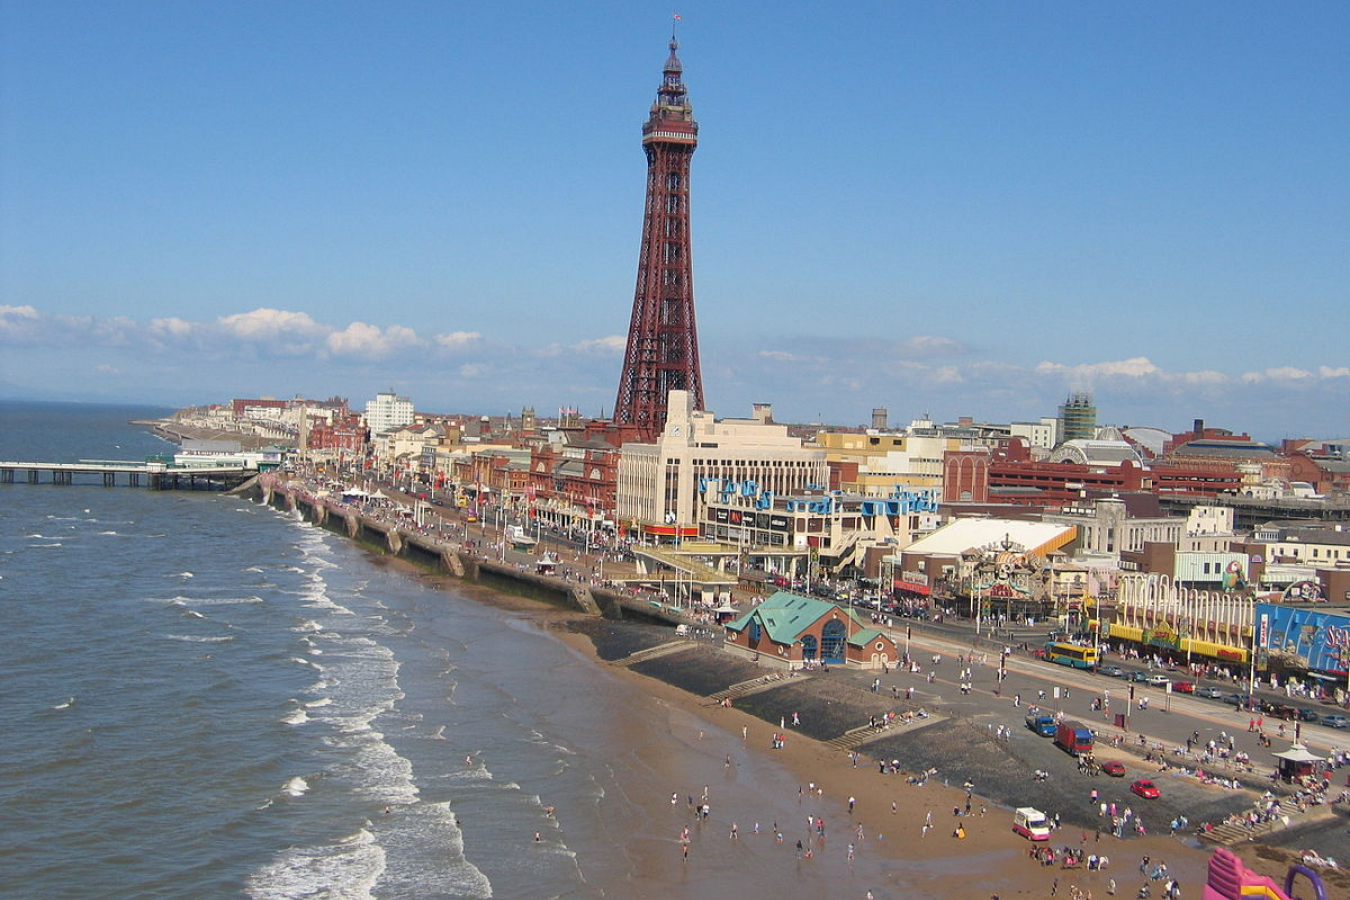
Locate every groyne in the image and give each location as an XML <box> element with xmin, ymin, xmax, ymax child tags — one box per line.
<box><xmin>252</xmin><ymin>477</ymin><xmax>684</xmax><ymax>625</ymax></box>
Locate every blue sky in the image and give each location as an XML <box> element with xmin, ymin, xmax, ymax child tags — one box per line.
<box><xmin>2</xmin><ymin>2</ymin><xmax>1346</xmax><ymax>439</ymax></box>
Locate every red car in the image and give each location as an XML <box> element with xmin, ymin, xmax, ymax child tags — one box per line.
<box><xmin>1130</xmin><ymin>779</ymin><xmax>1161</xmax><ymax>799</ymax></box>
<box><xmin>1173</xmin><ymin>681</ymin><xmax>1196</xmax><ymax>693</ymax></box>
<box><xmin>1100</xmin><ymin>760</ymin><xmax>1126</xmax><ymax>777</ymax></box>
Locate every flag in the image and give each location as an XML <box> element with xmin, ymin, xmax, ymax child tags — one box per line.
<box><xmin>673</xmin><ymin>14</ymin><xmax>681</xmax><ymax>21</ymax></box>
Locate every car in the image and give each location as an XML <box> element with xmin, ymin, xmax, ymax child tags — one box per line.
<box><xmin>1130</xmin><ymin>779</ymin><xmax>1161</xmax><ymax>799</ymax></box>
<box><xmin>1100</xmin><ymin>760</ymin><xmax>1127</xmax><ymax>777</ymax></box>
<box><xmin>1128</xmin><ymin>671</ymin><xmax>1151</xmax><ymax>683</ymax></box>
<box><xmin>1195</xmin><ymin>686</ymin><xmax>1224</xmax><ymax>699</ymax></box>
<box><xmin>1322</xmin><ymin>714</ymin><xmax>1350</xmax><ymax>729</ymax></box>
<box><xmin>1099</xmin><ymin>665</ymin><xmax>1126</xmax><ymax>678</ymax></box>
<box><xmin>1173</xmin><ymin>681</ymin><xmax>1196</xmax><ymax>693</ymax></box>
<box><xmin>465</xmin><ymin>514</ymin><xmax>479</xmax><ymax>522</ymax></box>
<box><xmin>1296</xmin><ymin>708</ymin><xmax>1320</xmax><ymax>722</ymax></box>
<box><xmin>1264</xmin><ymin>703</ymin><xmax>1299</xmax><ymax>721</ymax></box>
<box><xmin>1144</xmin><ymin>674</ymin><xmax>1171</xmax><ymax>687</ymax></box>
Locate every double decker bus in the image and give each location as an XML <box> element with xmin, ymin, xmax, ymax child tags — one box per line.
<box><xmin>1044</xmin><ymin>642</ymin><xmax>1097</xmax><ymax>669</ymax></box>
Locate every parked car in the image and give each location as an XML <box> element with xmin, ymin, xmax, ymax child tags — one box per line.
<box><xmin>1099</xmin><ymin>665</ymin><xmax>1126</xmax><ymax>678</ymax></box>
<box><xmin>1173</xmin><ymin>681</ymin><xmax>1196</xmax><ymax>693</ymax></box>
<box><xmin>1145</xmin><ymin>674</ymin><xmax>1171</xmax><ymax>687</ymax></box>
<box><xmin>1130</xmin><ymin>779</ymin><xmax>1161</xmax><ymax>799</ymax></box>
<box><xmin>1321</xmin><ymin>714</ymin><xmax>1350</xmax><ymax>729</ymax></box>
<box><xmin>1100</xmin><ymin>760</ymin><xmax>1127</xmax><ymax>777</ymax></box>
<box><xmin>1194</xmin><ymin>686</ymin><xmax>1224</xmax><ymax>699</ymax></box>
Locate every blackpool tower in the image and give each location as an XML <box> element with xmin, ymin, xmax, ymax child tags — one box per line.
<box><xmin>612</xmin><ymin>35</ymin><xmax>704</xmax><ymax>439</ymax></box>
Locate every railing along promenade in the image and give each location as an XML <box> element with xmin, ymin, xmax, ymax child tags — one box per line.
<box><xmin>257</xmin><ymin>474</ymin><xmax>695</xmax><ymax>626</ymax></box>
<box><xmin>0</xmin><ymin>459</ymin><xmax>256</xmax><ymax>490</ymax></box>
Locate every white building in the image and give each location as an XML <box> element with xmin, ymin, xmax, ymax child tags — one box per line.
<box><xmin>1009</xmin><ymin>417</ymin><xmax>1060</xmax><ymax>450</ymax></box>
<box><xmin>616</xmin><ymin>391</ymin><xmax>828</xmax><ymax>541</ymax></box>
<box><xmin>364</xmin><ymin>390</ymin><xmax>414</xmax><ymax>437</ymax></box>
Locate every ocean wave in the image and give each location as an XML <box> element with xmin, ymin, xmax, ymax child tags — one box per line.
<box><xmin>246</xmin><ymin>827</ymin><xmax>386</xmax><ymax>900</ymax></box>
<box><xmin>177</xmin><ymin>571</ymin><xmax>194</xmax><ymax>578</ymax></box>
<box><xmin>305</xmin><ymin>697</ymin><xmax>333</xmax><ymax>709</ymax></box>
<box><xmin>30</xmin><ymin>542</ymin><xmax>64</xmax><ymax>547</ymax></box>
<box><xmin>52</xmin><ymin>696</ymin><xmax>75</xmax><ymax>710</ymax></box>
<box><xmin>245</xmin><ymin>566</ymin><xmax>265</xmax><ymax>573</ymax></box>
<box><xmin>166</xmin><ymin>634</ymin><xmax>235</xmax><ymax>643</ymax></box>
<box><xmin>183</xmin><ymin>596</ymin><xmax>264</xmax><ymax>606</ymax></box>
<box><xmin>282</xmin><ymin>708</ymin><xmax>309</xmax><ymax>726</ymax></box>
<box><xmin>97</xmin><ymin>530</ymin><xmax>120</xmax><ymax>536</ymax></box>
<box><xmin>295</xmin><ymin>620</ymin><xmax>325</xmax><ymax>633</ymax></box>
<box><xmin>367</xmin><ymin>802</ymin><xmax>492</xmax><ymax>899</ymax></box>
<box><xmin>281</xmin><ymin>776</ymin><xmax>309</xmax><ymax>797</ymax></box>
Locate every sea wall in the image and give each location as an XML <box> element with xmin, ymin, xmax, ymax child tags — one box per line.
<box><xmin>252</xmin><ymin>479</ymin><xmax>675</xmax><ymax>624</ymax></box>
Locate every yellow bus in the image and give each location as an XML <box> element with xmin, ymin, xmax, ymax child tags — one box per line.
<box><xmin>1044</xmin><ymin>642</ymin><xmax>1097</xmax><ymax>669</ymax></box>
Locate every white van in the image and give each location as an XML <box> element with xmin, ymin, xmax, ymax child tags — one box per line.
<box><xmin>1013</xmin><ymin>806</ymin><xmax>1051</xmax><ymax>841</ymax></box>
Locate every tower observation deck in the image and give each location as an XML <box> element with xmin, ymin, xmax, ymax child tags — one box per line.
<box><xmin>613</xmin><ymin>36</ymin><xmax>704</xmax><ymax>439</ymax></box>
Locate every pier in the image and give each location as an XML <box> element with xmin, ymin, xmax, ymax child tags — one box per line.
<box><xmin>0</xmin><ymin>459</ymin><xmax>257</xmax><ymax>491</ymax></box>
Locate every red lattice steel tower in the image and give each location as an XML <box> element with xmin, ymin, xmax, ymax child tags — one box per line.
<box><xmin>613</xmin><ymin>36</ymin><xmax>703</xmax><ymax>439</ymax></box>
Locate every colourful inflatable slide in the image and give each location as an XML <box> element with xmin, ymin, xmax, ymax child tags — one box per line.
<box><xmin>1203</xmin><ymin>847</ymin><xmax>1326</xmax><ymax>900</ymax></box>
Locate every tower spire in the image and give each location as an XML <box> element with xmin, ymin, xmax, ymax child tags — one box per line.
<box><xmin>613</xmin><ymin>34</ymin><xmax>704</xmax><ymax>439</ymax></box>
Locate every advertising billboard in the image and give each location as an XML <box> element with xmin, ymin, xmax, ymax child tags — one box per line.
<box><xmin>1257</xmin><ymin>603</ymin><xmax>1350</xmax><ymax>676</ymax></box>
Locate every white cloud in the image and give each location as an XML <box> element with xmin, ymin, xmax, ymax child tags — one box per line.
<box><xmin>1035</xmin><ymin>356</ymin><xmax>1162</xmax><ymax>379</ymax></box>
<box><xmin>94</xmin><ymin>363</ymin><xmax>120</xmax><ymax>374</ymax></box>
<box><xmin>902</xmin><ymin>335</ymin><xmax>966</xmax><ymax>357</ymax></box>
<box><xmin>0</xmin><ymin>304</ymin><xmax>41</xmax><ymax>341</ymax></box>
<box><xmin>218</xmin><ymin>308</ymin><xmax>325</xmax><ymax>341</ymax></box>
<box><xmin>323</xmin><ymin>322</ymin><xmax>423</xmax><ymax>359</ymax></box>
<box><xmin>571</xmin><ymin>335</ymin><xmax>626</xmax><ymax>355</ymax></box>
<box><xmin>1319</xmin><ymin>366</ymin><xmax>1350</xmax><ymax>378</ymax></box>
<box><xmin>150</xmin><ymin>317</ymin><xmax>194</xmax><ymax>339</ymax></box>
<box><xmin>758</xmin><ymin>349</ymin><xmax>800</xmax><ymax>362</ymax></box>
<box><xmin>1241</xmin><ymin>366</ymin><xmax>1314</xmax><ymax>383</ymax></box>
<box><xmin>435</xmin><ymin>330</ymin><xmax>482</xmax><ymax>349</ymax></box>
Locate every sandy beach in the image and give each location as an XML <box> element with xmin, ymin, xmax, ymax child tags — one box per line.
<box><xmin>393</xmin><ymin>552</ymin><xmax>1348</xmax><ymax>899</ymax></box>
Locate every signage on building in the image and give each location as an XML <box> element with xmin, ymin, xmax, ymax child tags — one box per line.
<box><xmin>1281</xmin><ymin>580</ymin><xmax>1325</xmax><ymax>603</ymax></box>
<box><xmin>1258</xmin><ymin>603</ymin><xmax>1350</xmax><ymax>676</ymax></box>
<box><xmin>769</xmin><ymin>515</ymin><xmax>789</xmax><ymax>530</ymax></box>
<box><xmin>901</xmin><ymin>571</ymin><xmax>928</xmax><ymax>586</ymax></box>
<box><xmin>1146</xmin><ymin>620</ymin><xmax>1180</xmax><ymax>651</ymax></box>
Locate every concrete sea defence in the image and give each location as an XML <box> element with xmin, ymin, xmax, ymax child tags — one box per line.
<box><xmin>251</xmin><ymin>476</ymin><xmax>684</xmax><ymax>625</ymax></box>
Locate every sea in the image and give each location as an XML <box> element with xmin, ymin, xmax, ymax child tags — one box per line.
<box><xmin>0</xmin><ymin>401</ymin><xmax>896</xmax><ymax>900</ymax></box>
